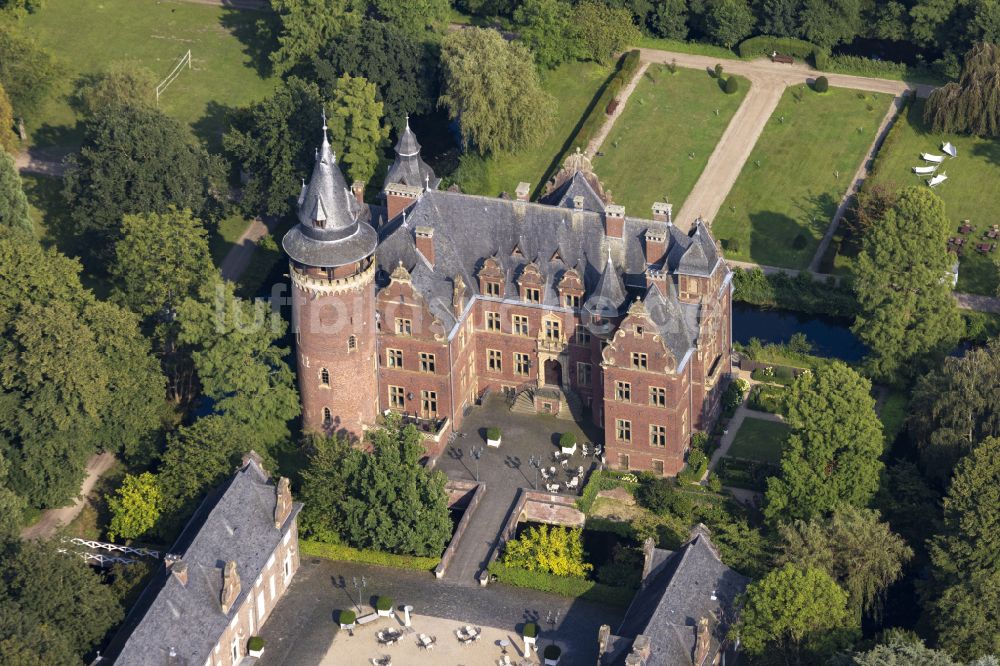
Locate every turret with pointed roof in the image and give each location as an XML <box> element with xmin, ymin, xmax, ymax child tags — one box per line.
<box><xmin>583</xmin><ymin>249</ymin><xmax>627</xmax><ymax>334</ymax></box>
<box><xmin>383</xmin><ymin>115</ymin><xmax>440</xmax><ymax>191</ymax></box>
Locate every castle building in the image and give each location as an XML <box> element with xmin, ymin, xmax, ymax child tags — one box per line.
<box><xmin>283</xmin><ymin>119</ymin><xmax>732</xmax><ymax>476</ymax></box>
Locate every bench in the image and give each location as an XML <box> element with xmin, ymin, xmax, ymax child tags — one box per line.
<box><xmin>356</xmin><ymin>613</ymin><xmax>379</xmax><ymax>626</ymax></box>
<box><xmin>771</xmin><ymin>53</ymin><xmax>794</xmax><ymax>64</ymax></box>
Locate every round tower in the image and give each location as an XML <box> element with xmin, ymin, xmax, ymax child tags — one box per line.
<box><xmin>282</xmin><ymin>118</ymin><xmax>379</xmax><ymax>440</ymax></box>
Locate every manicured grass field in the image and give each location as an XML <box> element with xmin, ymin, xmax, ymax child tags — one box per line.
<box><xmin>861</xmin><ymin>99</ymin><xmax>1000</xmax><ymax>296</ymax></box>
<box><xmin>713</xmin><ymin>86</ymin><xmax>892</xmax><ymax>269</ymax></box>
<box><xmin>452</xmin><ymin>60</ymin><xmax>612</xmax><ymax>198</ymax></box>
<box><xmin>23</xmin><ymin>0</ymin><xmax>276</xmax><ymax>150</ymax></box>
<box><xmin>726</xmin><ymin>417</ymin><xmax>791</xmax><ymax>465</ymax></box>
<box><xmin>593</xmin><ymin>68</ymin><xmax>748</xmax><ymax>215</ymax></box>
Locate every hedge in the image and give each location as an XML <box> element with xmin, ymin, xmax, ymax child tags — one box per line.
<box><xmin>300</xmin><ymin>540</ymin><xmax>440</xmax><ymax>571</ymax></box>
<box><xmin>813</xmin><ymin>75</ymin><xmax>829</xmax><ymax>93</ymax></box>
<box><xmin>559</xmin><ymin>432</ymin><xmax>576</xmax><ymax>448</ymax></box>
<box><xmin>375</xmin><ymin>596</ymin><xmax>393</xmax><ymax>611</ymax></box>
<box><xmin>732</xmin><ymin>267</ymin><xmax>858</xmax><ymax>318</ymax></box>
<box><xmin>822</xmin><ymin>55</ymin><xmax>940</xmax><ymax>84</ymax></box>
<box><xmin>737</xmin><ymin>35</ymin><xmax>820</xmax><ymax>59</ymax></box>
<box><xmin>487</xmin><ymin>562</ymin><xmax>635</xmax><ymax>607</ymax></box>
<box><xmin>716</xmin><ymin>457</ymin><xmax>778</xmax><ymax>491</ymax></box>
<box><xmin>576</xmin><ymin>470</ymin><xmax>640</xmax><ymax>513</ymax></box>
<box><xmin>247</xmin><ymin>637</ymin><xmax>264</xmax><ymax>651</ymax></box>
<box><xmin>338</xmin><ymin>609</ymin><xmax>356</xmax><ymax>625</ymax></box>
<box><xmin>724</xmin><ymin>77</ymin><xmax>739</xmax><ymax>94</ymax></box>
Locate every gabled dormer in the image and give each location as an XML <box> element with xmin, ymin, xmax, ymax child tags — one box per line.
<box><xmin>558</xmin><ymin>267</ymin><xmax>584</xmax><ymax>309</ymax></box>
<box><xmin>518</xmin><ymin>261</ymin><xmax>543</xmax><ymax>304</ymax></box>
<box><xmin>478</xmin><ymin>256</ymin><xmax>505</xmax><ymax>298</ymax></box>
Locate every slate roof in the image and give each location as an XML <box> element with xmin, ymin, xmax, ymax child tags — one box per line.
<box><xmin>108</xmin><ymin>458</ymin><xmax>302</xmax><ymax>666</ymax></box>
<box><xmin>373</xmin><ymin>189</ymin><xmax>722</xmax><ymax>362</ymax></box>
<box><xmin>602</xmin><ymin>526</ymin><xmax>748</xmax><ymax>665</ymax></box>
<box><xmin>383</xmin><ymin>117</ymin><xmax>441</xmax><ymax>191</ymax></box>
<box><xmin>282</xmin><ymin>122</ymin><xmax>378</xmax><ymax>268</ymax></box>
<box><xmin>669</xmin><ymin>219</ymin><xmax>719</xmax><ymax>277</ymax></box>
<box><xmin>540</xmin><ymin>170</ymin><xmax>607</xmax><ymax>213</ymax></box>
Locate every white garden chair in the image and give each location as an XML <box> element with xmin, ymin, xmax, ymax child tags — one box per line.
<box><xmin>921</xmin><ymin>152</ymin><xmax>946</xmax><ymax>163</ymax></box>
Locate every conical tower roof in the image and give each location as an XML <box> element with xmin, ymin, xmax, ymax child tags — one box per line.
<box><xmin>584</xmin><ymin>249</ymin><xmax>626</xmax><ymax>319</ymax></box>
<box><xmin>383</xmin><ymin>115</ymin><xmax>440</xmax><ymax>191</ymax></box>
<box><xmin>395</xmin><ymin>115</ymin><xmax>421</xmax><ymax>157</ymax></box>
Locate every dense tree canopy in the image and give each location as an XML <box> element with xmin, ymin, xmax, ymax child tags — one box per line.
<box><xmin>734</xmin><ymin>564</ymin><xmax>858</xmax><ymax>663</ymax></box>
<box><xmin>573</xmin><ymin>1</ymin><xmax>643</xmax><ymax>63</ymax></box>
<box><xmin>74</xmin><ymin>61</ymin><xmax>156</xmax><ymax>117</ymax></box>
<box><xmin>501</xmin><ymin>525</ymin><xmax>592</xmax><ymax>577</ymax></box>
<box><xmin>765</xmin><ymin>362</ymin><xmax>884</xmax><ymax>522</ymax></box>
<box><xmin>0</xmin><ymin>20</ymin><xmax>58</xmax><ymax>119</ymax></box>
<box><xmin>369</xmin><ymin>0</ymin><xmax>449</xmax><ymax>33</ymax></box>
<box><xmin>269</xmin><ymin>0</ymin><xmax>358</xmax><ymax>75</ymax></box>
<box><xmin>853</xmin><ymin>186</ymin><xmax>962</xmax><ymax>384</ymax></box>
<box><xmin>224</xmin><ymin>77</ymin><xmax>324</xmax><ymax>217</ymax></box>
<box><xmin>0</xmin><ymin>452</ymin><xmax>24</xmax><ymax>539</ymax></box>
<box><xmin>0</xmin><ymin>81</ymin><xmax>16</xmax><ymax>154</ymax></box>
<box><xmin>514</xmin><ymin>0</ymin><xmax>577</xmax><ymax>69</ymax></box>
<box><xmin>313</xmin><ymin>18</ymin><xmax>437</xmax><ymax>130</ymax></box>
<box><xmin>797</xmin><ymin>0</ymin><xmax>862</xmax><ymax>48</ymax></box>
<box><xmin>325</xmin><ymin>73</ymin><xmax>389</xmax><ymax>185</ymax></box>
<box><xmin>705</xmin><ymin>0</ymin><xmax>756</xmax><ymax>48</ymax></box>
<box><xmin>106</xmin><ymin>471</ymin><xmax>162</xmax><ymax>542</ymax></box>
<box><xmin>439</xmin><ymin>27</ymin><xmax>554</xmax><ymax>155</ymax></box>
<box><xmin>63</xmin><ymin>104</ymin><xmax>224</xmax><ymax>255</ymax></box>
<box><xmin>843</xmin><ymin>635</ymin><xmax>961</xmax><ymax>665</ymax></box>
<box><xmin>0</xmin><ymin>149</ymin><xmax>30</xmax><ymax>233</ymax></box>
<box><xmin>926</xmin><ymin>43</ymin><xmax>1000</xmax><ymax>137</ymax></box>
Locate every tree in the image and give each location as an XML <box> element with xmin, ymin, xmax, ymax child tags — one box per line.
<box><xmin>733</xmin><ymin>564</ymin><xmax>858</xmax><ymax>663</ymax></box>
<box><xmin>651</xmin><ymin>0</ymin><xmax>690</xmax><ymax>39</ymax></box>
<box><xmin>106</xmin><ymin>472</ymin><xmax>162</xmax><ymax>541</ymax></box>
<box><xmin>74</xmin><ymin>61</ymin><xmax>156</xmax><ymax>117</ymax></box>
<box><xmin>845</xmin><ymin>635</ymin><xmax>960</xmax><ymax>665</ymax></box>
<box><xmin>369</xmin><ymin>0</ymin><xmax>449</xmax><ymax>33</ymax></box>
<box><xmin>514</xmin><ymin>0</ymin><xmax>577</xmax><ymax>69</ymax></box>
<box><xmin>325</xmin><ymin>74</ymin><xmax>389</xmax><ymax>185</ymax></box>
<box><xmin>0</xmin><ymin>81</ymin><xmax>16</xmax><ymax>154</ymax></box>
<box><xmin>0</xmin><ymin>540</ymin><xmax>123</xmax><ymax>663</ymax></box>
<box><xmin>852</xmin><ymin>186</ymin><xmax>962</xmax><ymax>384</ymax></box>
<box><xmin>312</xmin><ymin>18</ymin><xmax>437</xmax><ymax>131</ymax></box>
<box><xmin>224</xmin><ymin>77</ymin><xmax>324</xmax><ymax>217</ymax></box>
<box><xmin>875</xmin><ymin>460</ymin><xmax>942</xmax><ymax>551</ymax></box>
<box><xmin>439</xmin><ymin>28</ymin><xmax>555</xmax><ymax>155</ymax></box>
<box><xmin>111</xmin><ymin>208</ymin><xmax>215</xmax><ymax>320</ymax></box>
<box><xmin>501</xmin><ymin>524</ymin><xmax>593</xmax><ymax>577</ymax></box>
<box><xmin>337</xmin><ymin>415</ymin><xmax>452</xmax><ymax>556</ymax></box>
<box><xmin>0</xmin><ymin>20</ymin><xmax>58</xmax><ymax>120</ymax></box>
<box><xmin>269</xmin><ymin>0</ymin><xmax>358</xmax><ymax>75</ymax></box>
<box><xmin>572</xmin><ymin>1</ymin><xmax>643</xmax><ymax>64</ymax></box>
<box><xmin>0</xmin><ymin>149</ymin><xmax>30</xmax><ymax>233</ymax></box>
<box><xmin>848</xmin><ymin>182</ymin><xmax>899</xmax><ymax>240</ymax></box>
<box><xmin>299</xmin><ymin>434</ymin><xmax>353</xmax><ymax>542</ymax></box>
<box><xmin>925</xmin><ymin>43</ymin><xmax>1000</xmax><ymax>137</ymax></box>
<box><xmin>0</xmin><ymin>452</ymin><xmax>25</xmax><ymax>539</ymax></box>
<box><xmin>909</xmin><ymin>339</ymin><xmax>1000</xmax><ymax>484</ymax></box>
<box><xmin>930</xmin><ymin>569</ymin><xmax>1000</xmax><ymax>661</ymax></box>
<box><xmin>63</xmin><ymin>104</ymin><xmax>224</xmax><ymax>255</ymax></box>
<box><xmin>797</xmin><ymin>0</ymin><xmax>862</xmax><ymax>49</ymax></box>
<box><xmin>775</xmin><ymin>506</ymin><xmax>913</xmax><ymax>618</ymax></box>
<box><xmin>758</xmin><ymin>0</ymin><xmax>801</xmax><ymax>37</ymax></box>
<box><xmin>705</xmin><ymin>0</ymin><xmax>755</xmax><ymax>48</ymax></box>
<box><xmin>765</xmin><ymin>362</ymin><xmax>884</xmax><ymax>522</ymax></box>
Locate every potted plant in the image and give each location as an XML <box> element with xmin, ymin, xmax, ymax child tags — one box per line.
<box><xmin>338</xmin><ymin>609</ymin><xmax>356</xmax><ymax>629</ymax></box>
<box><xmin>522</xmin><ymin>622</ymin><xmax>538</xmax><ymax>653</ymax></box>
<box><xmin>247</xmin><ymin>636</ymin><xmax>265</xmax><ymax>658</ymax></box>
<box><xmin>486</xmin><ymin>427</ymin><xmax>502</xmax><ymax>448</ymax></box>
<box><xmin>559</xmin><ymin>432</ymin><xmax>577</xmax><ymax>454</ymax></box>
<box><xmin>375</xmin><ymin>596</ymin><xmax>394</xmax><ymax>617</ymax></box>
<box><xmin>544</xmin><ymin>644</ymin><xmax>562</xmax><ymax>665</ymax></box>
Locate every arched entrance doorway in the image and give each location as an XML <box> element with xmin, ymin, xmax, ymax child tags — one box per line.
<box><xmin>543</xmin><ymin>359</ymin><xmax>563</xmax><ymax>387</ymax></box>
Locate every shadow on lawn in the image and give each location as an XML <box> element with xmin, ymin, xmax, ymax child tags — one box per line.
<box><xmin>219</xmin><ymin>8</ymin><xmax>277</xmax><ymax>79</ymax></box>
<box><xmin>748</xmin><ymin>210</ymin><xmax>813</xmax><ymax>268</ymax></box>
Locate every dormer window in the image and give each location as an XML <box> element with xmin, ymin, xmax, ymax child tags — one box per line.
<box><xmin>485</xmin><ymin>281</ymin><xmax>501</xmax><ymax>297</ymax></box>
<box><xmin>523</xmin><ymin>287</ymin><xmax>541</xmax><ymax>304</ymax></box>
<box><xmin>564</xmin><ymin>294</ymin><xmax>580</xmax><ymax>308</ymax></box>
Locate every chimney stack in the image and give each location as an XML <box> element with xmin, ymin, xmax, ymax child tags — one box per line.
<box><xmin>652</xmin><ymin>201</ymin><xmax>672</xmax><ymax>224</ymax></box>
<box><xmin>515</xmin><ymin>182</ymin><xmax>530</xmax><ymax>202</ymax></box>
<box><xmin>274</xmin><ymin>476</ymin><xmax>292</xmax><ymax>528</ymax></box>
<box><xmin>598</xmin><ymin>624</ymin><xmax>611</xmax><ymax>655</ymax></box>
<box><xmin>171</xmin><ymin>560</ymin><xmax>189</xmax><ymax>586</ymax></box>
<box><xmin>605</xmin><ymin>204</ymin><xmax>625</xmax><ymax>239</ymax></box>
<box><xmin>415</xmin><ymin>226</ymin><xmax>435</xmax><ymax>266</ymax></box>
<box><xmin>351</xmin><ymin>180</ymin><xmax>365</xmax><ymax>205</ymax></box>
<box><xmin>694</xmin><ymin>617</ymin><xmax>712</xmax><ymax>665</ymax></box>
<box><xmin>221</xmin><ymin>561</ymin><xmax>241</xmax><ymax>614</ymax></box>
<box><xmin>572</xmin><ymin>195</ymin><xmax>585</xmax><ymax>210</ymax></box>
<box><xmin>644</xmin><ymin>229</ymin><xmax>666</xmax><ymax>266</ymax></box>
<box><xmin>386</xmin><ymin>183</ymin><xmax>422</xmax><ymax>220</ymax></box>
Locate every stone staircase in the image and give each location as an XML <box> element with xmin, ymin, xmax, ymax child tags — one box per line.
<box><xmin>511</xmin><ymin>388</ymin><xmax>536</xmax><ymax>414</ymax></box>
<box><xmin>509</xmin><ymin>386</ymin><xmax>586</xmax><ymax>421</ymax></box>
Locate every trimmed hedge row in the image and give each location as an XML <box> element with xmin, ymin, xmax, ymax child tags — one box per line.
<box><xmin>732</xmin><ymin>267</ymin><xmax>858</xmax><ymax>318</ymax></box>
<box><xmin>300</xmin><ymin>540</ymin><xmax>441</xmax><ymax>571</ymax></box>
<box><xmin>487</xmin><ymin>562</ymin><xmax>635</xmax><ymax>607</ymax></box>
<box><xmin>737</xmin><ymin>35</ymin><xmax>819</xmax><ymax>59</ymax></box>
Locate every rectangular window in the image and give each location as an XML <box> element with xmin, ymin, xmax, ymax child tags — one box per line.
<box><xmin>389</xmin><ymin>385</ymin><xmax>405</xmax><ymax>409</ymax></box>
<box><xmin>619</xmin><ymin>453</ymin><xmax>630</xmax><ymax>470</ymax></box>
<box><xmin>649</xmin><ymin>386</ymin><xmax>667</xmax><ymax>407</ymax></box>
<box><xmin>386</xmin><ymin>348</ymin><xmax>403</xmax><ymax>368</ymax></box>
<box><xmin>577</xmin><ymin>362</ymin><xmax>592</xmax><ymax>387</ymax></box>
<box><xmin>486</xmin><ymin>311</ymin><xmax>501</xmax><ymax>332</ymax></box>
<box><xmin>523</xmin><ymin>287</ymin><xmax>541</xmax><ymax>303</ymax></box>
<box><xmin>419</xmin><ymin>352</ymin><xmax>436</xmax><ymax>372</ymax></box>
<box><xmin>564</xmin><ymin>293</ymin><xmax>581</xmax><ymax>308</ymax></box>
<box><xmin>485</xmin><ymin>281</ymin><xmax>501</xmax><ymax>297</ymax></box>
<box><xmin>650</xmin><ymin>424</ymin><xmax>667</xmax><ymax>448</ymax></box>
<box><xmin>575</xmin><ymin>325</ymin><xmax>591</xmax><ymax>345</ymax></box>
<box><xmin>512</xmin><ymin>314</ymin><xmax>529</xmax><ymax>336</ymax></box>
<box><xmin>635</xmin><ymin>325</ymin><xmax>644</xmax><ymax>335</ymax></box>
<box><xmin>615</xmin><ymin>381</ymin><xmax>631</xmax><ymax>402</ymax></box>
<box><xmin>487</xmin><ymin>349</ymin><xmax>502</xmax><ymax>372</ymax></box>
<box><xmin>394</xmin><ymin>318</ymin><xmax>412</xmax><ymax>335</ymax></box>
<box><xmin>616</xmin><ymin>418</ymin><xmax>632</xmax><ymax>442</ymax></box>
<box><xmin>631</xmin><ymin>352</ymin><xmax>648</xmax><ymax>370</ymax></box>
<box><xmin>514</xmin><ymin>352</ymin><xmax>530</xmax><ymax>376</ymax></box>
<box><xmin>421</xmin><ymin>390</ymin><xmax>438</xmax><ymax>417</ymax></box>
<box><xmin>652</xmin><ymin>459</ymin><xmax>665</xmax><ymax>475</ymax></box>
<box><xmin>544</xmin><ymin>319</ymin><xmax>561</xmax><ymax>340</ymax></box>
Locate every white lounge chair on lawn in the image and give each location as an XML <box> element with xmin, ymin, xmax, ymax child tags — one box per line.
<box><xmin>928</xmin><ymin>172</ymin><xmax>948</xmax><ymax>187</ymax></box>
<box><xmin>913</xmin><ymin>165</ymin><xmax>938</xmax><ymax>174</ymax></box>
<box><xmin>942</xmin><ymin>141</ymin><xmax>958</xmax><ymax>157</ymax></box>
<box><xmin>922</xmin><ymin>152</ymin><xmax>946</xmax><ymax>163</ymax></box>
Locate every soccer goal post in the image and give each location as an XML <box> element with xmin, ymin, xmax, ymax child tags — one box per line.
<box><xmin>156</xmin><ymin>49</ymin><xmax>192</xmax><ymax>104</ymax></box>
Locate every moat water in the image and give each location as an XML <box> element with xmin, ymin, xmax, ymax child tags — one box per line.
<box><xmin>732</xmin><ymin>303</ymin><xmax>867</xmax><ymax>362</ymax></box>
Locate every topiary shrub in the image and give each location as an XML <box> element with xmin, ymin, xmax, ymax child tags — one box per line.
<box><xmin>714</xmin><ymin>63</ymin><xmax>724</xmax><ymax>78</ymax></box>
<box><xmin>559</xmin><ymin>432</ymin><xmax>577</xmax><ymax>448</ymax></box>
<box><xmin>724</xmin><ymin>77</ymin><xmax>739</xmax><ymax>94</ymax></box>
<box><xmin>544</xmin><ymin>644</ymin><xmax>562</xmax><ymax>660</ymax></box>
<box><xmin>375</xmin><ymin>596</ymin><xmax>393</xmax><ymax>612</ymax></box>
<box><xmin>814</xmin><ymin>75</ymin><xmax>829</xmax><ymax>93</ymax></box>
<box><xmin>523</xmin><ymin>622</ymin><xmax>538</xmax><ymax>638</ymax></box>
<box><xmin>338</xmin><ymin>609</ymin><xmax>356</xmax><ymax>625</ymax></box>
<box><xmin>486</xmin><ymin>427</ymin><xmax>501</xmax><ymax>441</ymax></box>
<box><xmin>247</xmin><ymin>636</ymin><xmax>265</xmax><ymax>652</ymax></box>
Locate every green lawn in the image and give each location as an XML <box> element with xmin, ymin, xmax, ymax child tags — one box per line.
<box><xmin>726</xmin><ymin>417</ymin><xmax>791</xmax><ymax>465</ymax></box>
<box><xmin>713</xmin><ymin>86</ymin><xmax>892</xmax><ymax>269</ymax></box>
<box><xmin>593</xmin><ymin>68</ymin><xmax>747</xmax><ymax>215</ymax></box>
<box><xmin>23</xmin><ymin>0</ymin><xmax>277</xmax><ymax>151</ymax></box>
<box><xmin>860</xmin><ymin>99</ymin><xmax>1000</xmax><ymax>296</ymax></box>
<box><xmin>451</xmin><ymin>60</ymin><xmax>612</xmax><ymax>198</ymax></box>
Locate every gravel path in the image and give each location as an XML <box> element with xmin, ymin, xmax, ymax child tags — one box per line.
<box><xmin>219</xmin><ymin>215</ymin><xmax>280</xmax><ymax>282</ymax></box>
<box><xmin>20</xmin><ymin>451</ymin><xmax>116</xmax><ymax>540</ymax></box>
